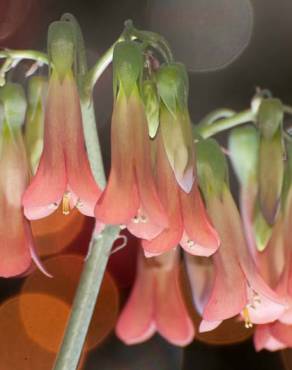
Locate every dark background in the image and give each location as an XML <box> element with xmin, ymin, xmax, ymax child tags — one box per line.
<box><xmin>1</xmin><ymin>0</ymin><xmax>292</xmax><ymax>369</ymax></box>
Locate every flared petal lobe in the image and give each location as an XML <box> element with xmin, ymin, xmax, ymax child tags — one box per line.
<box><xmin>116</xmin><ymin>249</ymin><xmax>194</xmax><ymax>346</ymax></box>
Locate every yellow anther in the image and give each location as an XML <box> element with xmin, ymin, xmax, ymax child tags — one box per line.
<box><xmin>62</xmin><ymin>192</ymin><xmax>71</xmax><ymax>215</ymax></box>
<box><xmin>242</xmin><ymin>307</ymin><xmax>253</xmax><ymax>329</ymax></box>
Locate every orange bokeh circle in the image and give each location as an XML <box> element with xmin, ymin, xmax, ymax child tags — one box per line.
<box><xmin>0</xmin><ymin>295</ymin><xmax>86</xmax><ymax>370</ymax></box>
<box><xmin>20</xmin><ymin>254</ymin><xmax>120</xmax><ymax>352</ymax></box>
<box><xmin>31</xmin><ymin>206</ymin><xmax>87</xmax><ymax>257</ymax></box>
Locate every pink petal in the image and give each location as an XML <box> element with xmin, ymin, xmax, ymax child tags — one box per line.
<box><xmin>63</xmin><ymin>73</ymin><xmax>102</xmax><ymax>217</ymax></box>
<box><xmin>116</xmin><ymin>250</ymin><xmax>156</xmax><ymax>344</ymax></box>
<box><xmin>23</xmin><ymin>72</ymin><xmax>67</xmax><ymax>219</ymax></box>
<box><xmin>254</xmin><ymin>325</ymin><xmax>286</xmax><ymax>351</ymax></box>
<box><xmin>180</xmin><ymin>185</ymin><xmax>220</xmax><ymax>256</ymax></box>
<box><xmin>127</xmin><ymin>206</ymin><xmax>163</xmax><ymax>240</ymax></box>
<box><xmin>155</xmin><ymin>250</ymin><xmax>195</xmax><ymax>346</ymax></box>
<box><xmin>199</xmin><ymin>319</ymin><xmax>222</xmax><ymax>333</ymax></box>
<box><xmin>133</xmin><ymin>96</ymin><xmax>168</xmax><ymax>229</ymax></box>
<box><xmin>95</xmin><ymin>93</ymin><xmax>139</xmax><ymax>224</ymax></box>
<box><xmin>270</xmin><ymin>321</ymin><xmax>292</xmax><ymax>347</ymax></box>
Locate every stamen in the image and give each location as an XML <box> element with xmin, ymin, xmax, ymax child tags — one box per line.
<box><xmin>140</xmin><ymin>214</ymin><xmax>148</xmax><ymax>223</ymax></box>
<box><xmin>132</xmin><ymin>216</ymin><xmax>140</xmax><ymax>224</ymax></box>
<box><xmin>76</xmin><ymin>199</ymin><xmax>83</xmax><ymax>209</ymax></box>
<box><xmin>131</xmin><ymin>208</ymin><xmax>148</xmax><ymax>224</ymax></box>
<box><xmin>62</xmin><ymin>192</ymin><xmax>71</xmax><ymax>215</ymax></box>
<box><xmin>242</xmin><ymin>307</ymin><xmax>253</xmax><ymax>329</ymax></box>
<box><xmin>186</xmin><ymin>239</ymin><xmax>195</xmax><ymax>249</ymax></box>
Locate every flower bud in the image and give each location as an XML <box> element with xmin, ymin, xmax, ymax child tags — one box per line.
<box><xmin>113</xmin><ymin>41</ymin><xmax>143</xmax><ymax>98</ymax></box>
<box><xmin>228</xmin><ymin>125</ymin><xmax>259</xmax><ymax>187</ymax></box>
<box><xmin>48</xmin><ymin>21</ymin><xmax>75</xmax><ymax>80</ymax></box>
<box><xmin>142</xmin><ymin>79</ymin><xmax>160</xmax><ymax>138</ymax></box>
<box><xmin>196</xmin><ymin>138</ymin><xmax>227</xmax><ymax>200</ymax></box>
<box><xmin>0</xmin><ymin>83</ymin><xmax>27</xmax><ymax>130</ymax></box>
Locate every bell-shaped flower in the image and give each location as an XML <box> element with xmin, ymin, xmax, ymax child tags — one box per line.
<box><xmin>0</xmin><ymin>83</ymin><xmax>47</xmax><ymax>277</ymax></box>
<box><xmin>95</xmin><ymin>41</ymin><xmax>167</xmax><ymax>239</ymax></box>
<box><xmin>116</xmin><ymin>248</ymin><xmax>194</xmax><ymax>346</ymax></box>
<box><xmin>142</xmin><ymin>133</ymin><xmax>219</xmax><ymax>256</ymax></box>
<box><xmin>23</xmin><ymin>22</ymin><xmax>102</xmax><ymax>220</ymax></box>
<box><xmin>195</xmin><ymin>139</ymin><xmax>285</xmax><ymax>332</ymax></box>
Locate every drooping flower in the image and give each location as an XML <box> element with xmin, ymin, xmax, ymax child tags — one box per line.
<box><xmin>142</xmin><ymin>133</ymin><xmax>219</xmax><ymax>256</ymax></box>
<box><xmin>22</xmin><ymin>21</ymin><xmax>102</xmax><ymax>220</ymax></box>
<box><xmin>0</xmin><ymin>83</ymin><xmax>47</xmax><ymax>277</ymax></box>
<box><xmin>193</xmin><ymin>138</ymin><xmax>285</xmax><ymax>332</ymax></box>
<box><xmin>116</xmin><ymin>248</ymin><xmax>194</xmax><ymax>346</ymax></box>
<box><xmin>254</xmin><ymin>324</ymin><xmax>287</xmax><ymax>351</ymax></box>
<box><xmin>95</xmin><ymin>41</ymin><xmax>167</xmax><ymax>239</ymax></box>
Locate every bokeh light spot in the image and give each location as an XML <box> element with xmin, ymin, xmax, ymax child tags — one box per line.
<box><xmin>147</xmin><ymin>0</ymin><xmax>254</xmax><ymax>72</ymax></box>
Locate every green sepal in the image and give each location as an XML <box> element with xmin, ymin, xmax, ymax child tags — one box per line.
<box><xmin>48</xmin><ymin>21</ymin><xmax>75</xmax><ymax>80</ymax></box>
<box><xmin>258</xmin><ymin>127</ymin><xmax>284</xmax><ymax>225</ymax></box>
<box><xmin>196</xmin><ymin>138</ymin><xmax>228</xmax><ymax>200</ymax></box>
<box><xmin>281</xmin><ymin>141</ymin><xmax>292</xmax><ymax>208</ymax></box>
<box><xmin>25</xmin><ymin>77</ymin><xmax>47</xmax><ymax>173</ymax></box>
<box><xmin>228</xmin><ymin>125</ymin><xmax>259</xmax><ymax>187</ymax></box>
<box><xmin>142</xmin><ymin>79</ymin><xmax>160</xmax><ymax>138</ymax></box>
<box><xmin>253</xmin><ymin>205</ymin><xmax>273</xmax><ymax>252</ymax></box>
<box><xmin>156</xmin><ymin>63</ymin><xmax>188</xmax><ymax>117</ymax></box>
<box><xmin>113</xmin><ymin>41</ymin><xmax>143</xmax><ymax>98</ymax></box>
<box><xmin>0</xmin><ymin>83</ymin><xmax>27</xmax><ymax>129</ymax></box>
<box><xmin>257</xmin><ymin>98</ymin><xmax>283</xmax><ymax>139</ymax></box>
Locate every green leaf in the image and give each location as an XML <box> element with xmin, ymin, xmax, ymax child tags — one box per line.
<box><xmin>196</xmin><ymin>138</ymin><xmax>227</xmax><ymax>200</ymax></box>
<box><xmin>142</xmin><ymin>79</ymin><xmax>160</xmax><ymax>138</ymax></box>
<box><xmin>228</xmin><ymin>125</ymin><xmax>259</xmax><ymax>187</ymax></box>
<box><xmin>113</xmin><ymin>41</ymin><xmax>143</xmax><ymax>98</ymax></box>
<box><xmin>48</xmin><ymin>21</ymin><xmax>75</xmax><ymax>80</ymax></box>
<box><xmin>257</xmin><ymin>98</ymin><xmax>283</xmax><ymax>139</ymax></box>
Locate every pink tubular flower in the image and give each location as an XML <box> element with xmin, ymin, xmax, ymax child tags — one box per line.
<box><xmin>116</xmin><ymin>248</ymin><xmax>194</xmax><ymax>346</ymax></box>
<box><xmin>0</xmin><ymin>127</ymin><xmax>46</xmax><ymax>277</ymax></box>
<box><xmin>95</xmin><ymin>88</ymin><xmax>168</xmax><ymax>240</ymax></box>
<box><xmin>22</xmin><ymin>70</ymin><xmax>102</xmax><ymax>220</ymax></box>
<box><xmin>142</xmin><ymin>134</ymin><xmax>220</xmax><ymax>256</ymax></box>
<box><xmin>198</xmin><ymin>186</ymin><xmax>285</xmax><ymax>333</ymax></box>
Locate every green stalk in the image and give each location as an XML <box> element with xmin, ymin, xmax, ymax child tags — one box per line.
<box><xmin>53</xmin><ymin>15</ymin><xmax>120</xmax><ymax>370</ymax></box>
<box><xmin>196</xmin><ymin>109</ymin><xmax>255</xmax><ymax>138</ymax></box>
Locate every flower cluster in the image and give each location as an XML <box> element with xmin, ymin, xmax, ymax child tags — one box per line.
<box><xmin>1</xmin><ymin>19</ymin><xmax>292</xmax><ymax>352</ymax></box>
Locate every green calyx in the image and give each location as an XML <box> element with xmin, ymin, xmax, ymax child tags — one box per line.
<box><xmin>142</xmin><ymin>79</ymin><xmax>160</xmax><ymax>138</ymax></box>
<box><xmin>48</xmin><ymin>21</ymin><xmax>75</xmax><ymax>80</ymax></box>
<box><xmin>113</xmin><ymin>41</ymin><xmax>143</xmax><ymax>98</ymax></box>
<box><xmin>228</xmin><ymin>125</ymin><xmax>259</xmax><ymax>187</ymax></box>
<box><xmin>258</xmin><ymin>126</ymin><xmax>284</xmax><ymax>225</ymax></box>
<box><xmin>25</xmin><ymin>77</ymin><xmax>47</xmax><ymax>173</ymax></box>
<box><xmin>156</xmin><ymin>63</ymin><xmax>189</xmax><ymax>117</ymax></box>
<box><xmin>196</xmin><ymin>138</ymin><xmax>228</xmax><ymax>200</ymax></box>
<box><xmin>252</xmin><ymin>204</ymin><xmax>273</xmax><ymax>252</ymax></box>
<box><xmin>0</xmin><ymin>83</ymin><xmax>27</xmax><ymax>130</ymax></box>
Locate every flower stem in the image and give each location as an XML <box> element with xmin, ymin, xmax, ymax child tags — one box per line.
<box><xmin>53</xmin><ymin>227</ymin><xmax>119</xmax><ymax>370</ymax></box>
<box><xmin>196</xmin><ymin>109</ymin><xmax>255</xmax><ymax>138</ymax></box>
<box><xmin>0</xmin><ymin>49</ymin><xmax>49</xmax><ymax>64</ymax></box>
<box><xmin>53</xmin><ymin>14</ymin><xmax>120</xmax><ymax>370</ymax></box>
